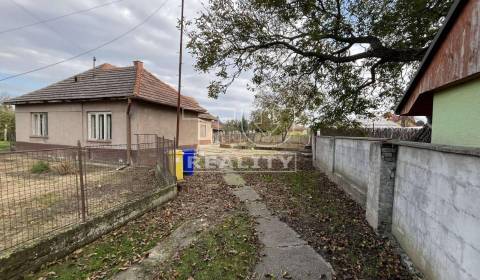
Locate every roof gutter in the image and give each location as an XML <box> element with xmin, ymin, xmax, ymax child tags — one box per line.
<box><xmin>395</xmin><ymin>0</ymin><xmax>467</xmax><ymax>115</ymax></box>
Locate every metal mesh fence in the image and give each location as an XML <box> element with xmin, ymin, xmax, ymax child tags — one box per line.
<box><xmin>0</xmin><ymin>137</ymin><xmax>176</xmax><ymax>252</ymax></box>
<box><xmin>220</xmin><ymin>132</ymin><xmax>309</xmax><ymax>146</ymax></box>
<box><xmin>318</xmin><ymin>126</ymin><xmax>430</xmax><ymax>142</ymax></box>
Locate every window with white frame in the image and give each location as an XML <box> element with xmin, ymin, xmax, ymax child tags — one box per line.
<box><xmin>31</xmin><ymin>113</ymin><xmax>48</xmax><ymax>137</ymax></box>
<box><xmin>88</xmin><ymin>112</ymin><xmax>112</xmax><ymax>141</ymax></box>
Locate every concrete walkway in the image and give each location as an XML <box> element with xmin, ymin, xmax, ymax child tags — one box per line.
<box><xmin>225</xmin><ymin>172</ymin><xmax>333</xmax><ymax>280</ymax></box>
<box><xmin>113</xmin><ymin>219</ymin><xmax>210</xmax><ymax>280</ymax></box>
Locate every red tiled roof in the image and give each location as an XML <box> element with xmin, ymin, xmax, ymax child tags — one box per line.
<box><xmin>5</xmin><ymin>62</ymin><xmax>206</xmax><ymax>113</ymax></box>
<box><xmin>212</xmin><ymin>119</ymin><xmax>223</xmax><ymax>130</ymax></box>
<box><xmin>136</xmin><ymin>68</ymin><xmax>205</xmax><ymax>112</ymax></box>
<box><xmin>198</xmin><ymin>112</ymin><xmax>218</xmax><ymax>120</ymax></box>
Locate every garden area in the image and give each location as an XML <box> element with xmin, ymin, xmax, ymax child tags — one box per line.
<box><xmin>0</xmin><ymin>147</ymin><xmax>167</xmax><ymax>253</ymax></box>
<box><xmin>28</xmin><ymin>172</ymin><xmax>259</xmax><ymax>280</ymax></box>
<box><xmin>21</xmin><ymin>146</ymin><xmax>417</xmax><ymax>279</ymax></box>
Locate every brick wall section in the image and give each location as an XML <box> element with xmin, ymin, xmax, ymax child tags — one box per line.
<box><xmin>365</xmin><ymin>142</ymin><xmax>398</xmax><ymax>234</ymax></box>
<box><xmin>378</xmin><ymin>144</ymin><xmax>397</xmax><ymax>233</ymax></box>
<box><xmin>133</xmin><ymin>61</ymin><xmax>144</xmax><ymax>96</ymax></box>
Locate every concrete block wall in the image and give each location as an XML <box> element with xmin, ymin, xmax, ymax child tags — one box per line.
<box><xmin>313</xmin><ymin>137</ymin><xmax>480</xmax><ymax>280</ymax></box>
<box><xmin>313</xmin><ymin>136</ymin><xmax>385</xmax><ymax>206</ymax></box>
<box><xmin>313</xmin><ymin>136</ymin><xmax>335</xmax><ymax>172</ymax></box>
<box><xmin>392</xmin><ymin>144</ymin><xmax>480</xmax><ymax>280</ymax></box>
<box><xmin>333</xmin><ymin>138</ymin><xmax>373</xmax><ymax>204</ymax></box>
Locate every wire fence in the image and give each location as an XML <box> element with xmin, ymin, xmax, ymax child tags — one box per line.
<box><xmin>220</xmin><ymin>132</ymin><xmax>309</xmax><ymax>146</ymax></box>
<box><xmin>0</xmin><ymin>136</ymin><xmax>176</xmax><ymax>252</ymax></box>
<box><xmin>319</xmin><ymin>126</ymin><xmax>430</xmax><ymax>142</ymax></box>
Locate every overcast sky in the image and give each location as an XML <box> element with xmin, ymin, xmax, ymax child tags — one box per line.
<box><xmin>0</xmin><ymin>0</ymin><xmax>254</xmax><ymax>120</ymax></box>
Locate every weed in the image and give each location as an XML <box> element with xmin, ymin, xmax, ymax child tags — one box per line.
<box><xmin>159</xmin><ymin>213</ymin><xmax>258</xmax><ymax>280</ymax></box>
<box><xmin>53</xmin><ymin>161</ymin><xmax>77</xmax><ymax>175</ymax></box>
<box><xmin>31</xmin><ymin>161</ymin><xmax>50</xmax><ymax>174</ymax></box>
<box><xmin>34</xmin><ymin>193</ymin><xmax>60</xmax><ymax>207</ymax></box>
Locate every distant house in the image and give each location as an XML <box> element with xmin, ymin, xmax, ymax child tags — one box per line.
<box><xmin>396</xmin><ymin>0</ymin><xmax>480</xmax><ymax>147</ymax></box>
<box><xmin>4</xmin><ymin>61</ymin><xmax>208</xmax><ymax>150</ymax></box>
<box><xmin>289</xmin><ymin>124</ymin><xmax>308</xmax><ymax>135</ymax></box>
<box><xmin>358</xmin><ymin>118</ymin><xmax>401</xmax><ymax>129</ymax></box>
<box><xmin>198</xmin><ymin>113</ymin><xmax>217</xmax><ymax>145</ymax></box>
<box><xmin>212</xmin><ymin>119</ymin><xmax>224</xmax><ymax>143</ymax></box>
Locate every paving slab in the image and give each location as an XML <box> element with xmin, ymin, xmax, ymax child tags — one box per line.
<box><xmin>244</xmin><ymin>201</ymin><xmax>272</xmax><ymax>218</ymax></box>
<box><xmin>255</xmin><ymin>216</ymin><xmax>306</xmax><ymax>248</ymax></box>
<box><xmin>225</xmin><ymin>183</ymin><xmax>334</xmax><ymax>280</ymax></box>
<box><xmin>254</xmin><ymin>245</ymin><xmax>332</xmax><ymax>280</ymax></box>
<box><xmin>223</xmin><ymin>172</ymin><xmax>246</xmax><ymax>186</ymax></box>
<box><xmin>231</xmin><ymin>186</ymin><xmax>262</xmax><ymax>201</ymax></box>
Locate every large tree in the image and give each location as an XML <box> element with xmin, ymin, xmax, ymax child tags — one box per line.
<box><xmin>188</xmin><ymin>0</ymin><xmax>453</xmax><ymax>126</ymax></box>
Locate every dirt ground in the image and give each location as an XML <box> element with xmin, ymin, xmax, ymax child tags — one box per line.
<box><xmin>199</xmin><ymin>145</ymin><xmax>416</xmax><ymax>279</ymax></box>
<box><xmin>29</xmin><ymin>171</ymin><xmax>246</xmax><ymax>279</ymax></box>
<box><xmin>0</xmin><ymin>152</ymin><xmax>163</xmax><ymax>252</ymax></box>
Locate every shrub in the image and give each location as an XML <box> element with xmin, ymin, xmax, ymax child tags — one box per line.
<box><xmin>31</xmin><ymin>161</ymin><xmax>50</xmax><ymax>174</ymax></box>
<box><xmin>53</xmin><ymin>161</ymin><xmax>77</xmax><ymax>175</ymax></box>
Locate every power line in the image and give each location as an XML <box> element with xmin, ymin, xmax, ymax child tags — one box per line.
<box><xmin>0</xmin><ymin>0</ymin><xmax>125</xmax><ymax>35</ymax></box>
<box><xmin>0</xmin><ymin>0</ymin><xmax>169</xmax><ymax>82</ymax></box>
<box><xmin>10</xmin><ymin>0</ymin><xmax>85</xmax><ymax>51</ymax></box>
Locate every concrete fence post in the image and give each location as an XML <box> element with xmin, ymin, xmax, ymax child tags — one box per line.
<box><xmin>312</xmin><ymin>134</ymin><xmax>316</xmax><ymax>161</ymax></box>
<box><xmin>77</xmin><ymin>140</ymin><xmax>87</xmax><ymax>222</ymax></box>
<box><xmin>331</xmin><ymin>136</ymin><xmax>336</xmax><ymax>174</ymax></box>
<box><xmin>366</xmin><ymin>142</ymin><xmax>398</xmax><ymax>234</ymax></box>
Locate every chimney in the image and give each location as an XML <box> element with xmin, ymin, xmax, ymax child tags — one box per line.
<box><xmin>133</xmin><ymin>61</ymin><xmax>144</xmax><ymax>96</ymax></box>
<box><xmin>133</xmin><ymin>60</ymin><xmax>143</xmax><ymax>70</ymax></box>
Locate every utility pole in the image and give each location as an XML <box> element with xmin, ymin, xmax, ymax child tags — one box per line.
<box><xmin>175</xmin><ymin>0</ymin><xmax>185</xmax><ymax>148</ymax></box>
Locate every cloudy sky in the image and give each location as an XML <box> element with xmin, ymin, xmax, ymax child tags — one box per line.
<box><xmin>0</xmin><ymin>0</ymin><xmax>255</xmax><ymax>120</ymax></box>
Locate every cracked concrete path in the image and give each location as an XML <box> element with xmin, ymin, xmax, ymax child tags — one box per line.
<box><xmin>113</xmin><ymin>219</ymin><xmax>210</xmax><ymax>280</ymax></box>
<box><xmin>225</xmin><ymin>173</ymin><xmax>333</xmax><ymax>280</ymax></box>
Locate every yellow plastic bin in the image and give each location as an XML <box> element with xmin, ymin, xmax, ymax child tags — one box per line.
<box><xmin>175</xmin><ymin>150</ymin><xmax>184</xmax><ymax>181</ymax></box>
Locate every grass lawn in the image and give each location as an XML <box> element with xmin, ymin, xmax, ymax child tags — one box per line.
<box><xmin>0</xmin><ymin>141</ymin><xmax>10</xmax><ymax>151</ymax></box>
<box><xmin>26</xmin><ymin>208</ymin><xmax>171</xmax><ymax>280</ymax></box>
<box><xmin>156</xmin><ymin>213</ymin><xmax>258</xmax><ymax>280</ymax></box>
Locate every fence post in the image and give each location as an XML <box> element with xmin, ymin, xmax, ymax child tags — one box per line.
<box><xmin>162</xmin><ymin>136</ymin><xmax>167</xmax><ymax>179</ymax></box>
<box><xmin>173</xmin><ymin>137</ymin><xmax>176</xmax><ymax>183</ymax></box>
<box><xmin>77</xmin><ymin>140</ymin><xmax>87</xmax><ymax>222</ymax></box>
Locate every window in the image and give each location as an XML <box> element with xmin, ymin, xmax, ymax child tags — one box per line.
<box><xmin>31</xmin><ymin>113</ymin><xmax>48</xmax><ymax>136</ymax></box>
<box><xmin>88</xmin><ymin>112</ymin><xmax>112</xmax><ymax>140</ymax></box>
<box><xmin>200</xmin><ymin>124</ymin><xmax>207</xmax><ymax>137</ymax></box>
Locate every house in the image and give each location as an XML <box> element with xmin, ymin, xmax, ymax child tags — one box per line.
<box><xmin>358</xmin><ymin>118</ymin><xmax>401</xmax><ymax>129</ymax></box>
<box><xmin>4</xmin><ymin>61</ymin><xmax>208</xmax><ymax>151</ymax></box>
<box><xmin>198</xmin><ymin>113</ymin><xmax>217</xmax><ymax>145</ymax></box>
<box><xmin>212</xmin><ymin>119</ymin><xmax>224</xmax><ymax>143</ymax></box>
<box><xmin>395</xmin><ymin>0</ymin><xmax>480</xmax><ymax>147</ymax></box>
<box><xmin>289</xmin><ymin>124</ymin><xmax>308</xmax><ymax>135</ymax></box>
